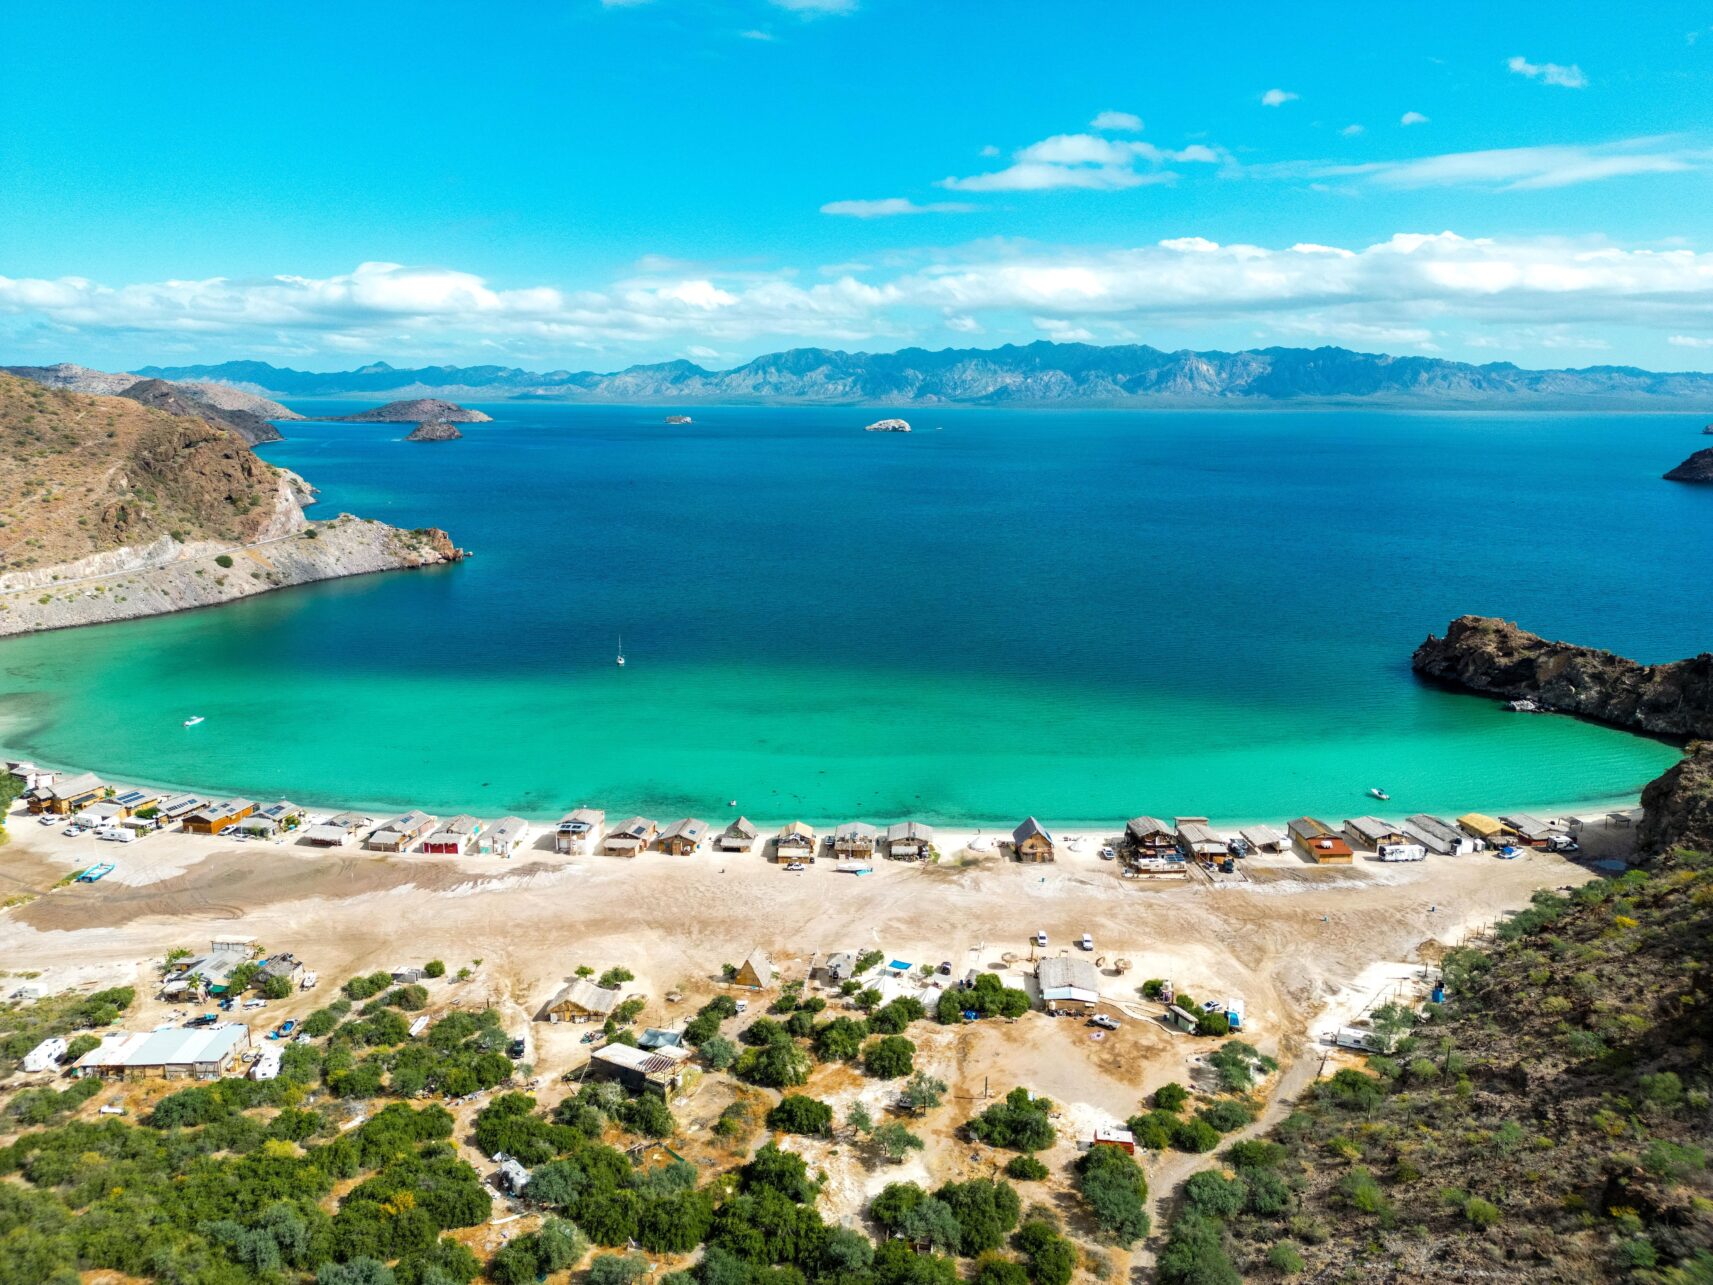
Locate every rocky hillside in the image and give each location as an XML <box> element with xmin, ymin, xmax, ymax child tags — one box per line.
<box><xmin>0</xmin><ymin>374</ymin><xmax>298</xmax><ymax>573</ymax></box>
<box><xmin>323</xmin><ymin>398</ymin><xmax>491</xmax><ymax>423</ymax></box>
<box><xmin>136</xmin><ymin>343</ymin><xmax>1713</xmax><ymax>407</ymax></box>
<box><xmin>1156</xmin><ymin>853</ymin><xmax>1713</xmax><ymax>1283</ymax></box>
<box><xmin>1413</xmin><ymin>616</ymin><xmax>1713</xmax><ymax>740</ymax></box>
<box><xmin>1640</xmin><ymin>744</ymin><xmax>1713</xmax><ymax>855</ymax></box>
<box><xmin>117</xmin><ymin>378</ymin><xmax>283</xmax><ymax>446</ymax></box>
<box><xmin>0</xmin><ymin>374</ymin><xmax>462</xmax><ymax>635</ymax></box>
<box><xmin>2</xmin><ymin>363</ymin><xmax>300</xmax><ymax>433</ymax></box>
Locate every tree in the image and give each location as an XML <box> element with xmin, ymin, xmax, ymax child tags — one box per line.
<box><xmin>1171</xmin><ymin>1118</ymin><xmax>1221</xmax><ymax>1154</ymax></box>
<box><xmin>1075</xmin><ymin>1145</ymin><xmax>1150</xmax><ymax>1245</ymax></box>
<box><xmin>935</xmin><ymin>1178</ymin><xmax>1021</xmax><ymax>1255</ymax></box>
<box><xmin>873</xmin><ymin>1121</ymin><xmax>925</xmax><ymax>1162</ymax></box>
<box><xmin>767</xmin><ymin>1095</ymin><xmax>834</xmax><ymax>1136</ymax></box>
<box><xmin>598</xmin><ymin>967</ymin><xmax>635</xmax><ymax>989</ymax></box>
<box><xmin>901</xmin><ymin>1197</ymin><xmax>963</xmax><ymax>1254</ymax></box>
<box><xmin>871</xmin><ymin>1182</ymin><xmax>926</xmax><ymax>1229</ymax></box>
<box><xmin>423</xmin><ymin>960</ymin><xmax>446</xmax><ymax>978</ymax></box>
<box><xmin>701</xmin><ymin>1035</ymin><xmax>738</xmax><ymax>1070</ymax></box>
<box><xmin>1005</xmin><ymin>1155</ymin><xmax>1048</xmax><ymax>1181</ymax></box>
<box><xmin>734</xmin><ymin>1040</ymin><xmax>811</xmax><ymax>1088</ymax></box>
<box><xmin>1153</xmin><ymin>1081</ymin><xmax>1189</xmax><ymax>1112</ymax></box>
<box><xmin>1197</xmin><ymin>1100</ymin><xmax>1253</xmax><ymax>1133</ymax></box>
<box><xmin>812</xmin><ymin>1017</ymin><xmax>868</xmax><ymax>1062</ymax></box>
<box><xmin>1013</xmin><ymin>1219</ymin><xmax>1076</xmax><ymax>1285</ymax></box>
<box><xmin>616</xmin><ymin>1093</ymin><xmax>676</xmax><ymax>1138</ymax></box>
<box><xmin>317</xmin><ymin>1260</ymin><xmax>395</xmax><ymax>1285</ymax></box>
<box><xmin>1195</xmin><ymin>1010</ymin><xmax>1231</xmax><ymax>1038</ymax></box>
<box><xmin>899</xmin><ymin>1071</ymin><xmax>947</xmax><ymax>1115</ymax></box>
<box><xmin>848</xmin><ymin>1101</ymin><xmax>874</xmax><ymax>1134</ymax></box>
<box><xmin>260</xmin><ymin>974</ymin><xmax>294</xmax><ymax>1000</ymax></box>
<box><xmin>970</xmin><ymin>1088</ymin><xmax>1056</xmax><ymax>1151</ymax></box>
<box><xmin>863</xmin><ymin>1035</ymin><xmax>916</xmax><ymax>1079</ymax></box>
<box><xmin>1155</xmin><ymin>1213</ymin><xmax>1238</xmax><ymax>1285</ymax></box>
<box><xmin>63</xmin><ymin>1034</ymin><xmax>100</xmax><ymax>1062</ymax></box>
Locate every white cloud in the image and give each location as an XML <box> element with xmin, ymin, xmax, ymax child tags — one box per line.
<box><xmin>1400</xmin><ymin>111</ymin><xmax>1430</xmax><ymax>126</ymax></box>
<box><xmin>687</xmin><ymin>345</ymin><xmax>722</xmax><ymax>359</ymax></box>
<box><xmin>1340</xmin><ymin>124</ymin><xmax>1364</xmax><ymax>137</ymax></box>
<box><xmin>819</xmin><ymin>197</ymin><xmax>974</xmax><ymax>217</ymax></box>
<box><xmin>978</xmin><ymin>144</ymin><xmax>1000</xmax><ymax>158</ymax></box>
<box><xmin>770</xmin><ymin>0</ymin><xmax>855</xmax><ymax>11</ymax></box>
<box><xmin>1506</xmin><ymin>55</ymin><xmax>1588</xmax><ymax>88</ymax></box>
<box><xmin>11</xmin><ymin>233</ymin><xmax>1713</xmax><ymax>362</ymax></box>
<box><xmin>1090</xmin><ymin>110</ymin><xmax>1143</xmax><ymax>132</ymax></box>
<box><xmin>1261</xmin><ymin>88</ymin><xmax>1298</xmax><ymax>107</ymax></box>
<box><xmin>739</xmin><ymin>29</ymin><xmax>776</xmax><ymax>41</ymax></box>
<box><xmin>1298</xmin><ymin>139</ymin><xmax>1707</xmax><ymax>191</ymax></box>
<box><xmin>942</xmin><ymin>132</ymin><xmax>1224</xmax><ymax>192</ymax></box>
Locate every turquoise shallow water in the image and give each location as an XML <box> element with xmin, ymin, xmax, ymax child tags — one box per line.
<box><xmin>0</xmin><ymin>404</ymin><xmax>1703</xmax><ymax>825</ymax></box>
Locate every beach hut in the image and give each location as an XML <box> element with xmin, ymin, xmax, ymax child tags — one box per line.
<box><xmin>421</xmin><ymin>815</ymin><xmax>483</xmax><ymax>855</ymax></box>
<box><xmin>108</xmin><ymin>789</ymin><xmax>160</xmax><ymax>818</ymax></box>
<box><xmin>555</xmin><ymin>808</ymin><xmax>605</xmax><ymax>855</ymax></box>
<box><xmin>367</xmin><ymin>810</ymin><xmax>438</xmax><ymax>852</ymax></box>
<box><xmin>1343</xmin><ymin>816</ymin><xmax>1408</xmax><ymax>851</ymax></box>
<box><xmin>1402</xmin><ymin>814</ymin><xmax>1480</xmax><ymax>855</ymax></box>
<box><xmin>832</xmin><ymin>822</ymin><xmax>879</xmax><ymax>861</ymax></box>
<box><xmin>1288</xmin><ymin>817</ymin><xmax>1353</xmax><ymax>864</ymax></box>
<box><xmin>1175</xmin><ymin>821</ymin><xmax>1226</xmax><ymax>863</ymax></box>
<box><xmin>603</xmin><ymin>817</ymin><xmax>658</xmax><ymax>857</ymax></box>
<box><xmin>182</xmin><ymin>799</ymin><xmax>256</xmax><ymax>835</ymax></box>
<box><xmin>717</xmin><ymin>817</ymin><xmax>759</xmax><ymax>853</ymax></box>
<box><xmin>1012</xmin><ymin>817</ymin><xmax>1055</xmax><ymax>862</ymax></box>
<box><xmin>302</xmin><ymin>811</ymin><xmax>371</xmax><ymax>847</ymax></box>
<box><xmin>733</xmin><ymin>949</ymin><xmax>774</xmax><ymax>990</ymax></box>
<box><xmin>479</xmin><ymin>817</ymin><xmax>530</xmax><ymax>857</ymax></box>
<box><xmin>1125</xmin><ymin>816</ymin><xmax>1176</xmax><ymax>858</ymax></box>
<box><xmin>658</xmin><ymin>818</ymin><xmax>709</xmax><ymax>855</ymax></box>
<box><xmin>1501</xmin><ymin>814</ymin><xmax>1568</xmax><ymax>848</ymax></box>
<box><xmin>156</xmin><ymin>793</ymin><xmax>205</xmax><ymax>823</ymax></box>
<box><xmin>1457</xmin><ymin>813</ymin><xmax>1513</xmax><ymax>844</ymax></box>
<box><xmin>1238</xmin><ymin>824</ymin><xmax>1287</xmax><ymax>854</ymax></box>
<box><xmin>775</xmin><ymin>822</ymin><xmax>817</xmax><ymax>864</ymax></box>
<box><xmin>543</xmin><ymin>978</ymin><xmax>622</xmax><ymax>1023</ymax></box>
<box><xmin>885</xmin><ymin>821</ymin><xmax>935</xmax><ymax>861</ymax></box>
<box><xmin>29</xmin><ymin>771</ymin><xmax>104</xmax><ymax>815</ymax></box>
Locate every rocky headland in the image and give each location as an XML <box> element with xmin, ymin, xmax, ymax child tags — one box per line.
<box><xmin>1413</xmin><ymin>614</ymin><xmax>1713</xmax><ymax>853</ymax></box>
<box><xmin>2</xmin><ymin>363</ymin><xmax>300</xmax><ymax>443</ymax></box>
<box><xmin>325</xmin><ymin>398</ymin><xmax>492</xmax><ymax>423</ymax></box>
<box><xmin>405</xmin><ymin>419</ymin><xmax>463</xmax><ymax>442</ymax></box>
<box><xmin>1664</xmin><ymin>447</ymin><xmax>1713</xmax><ymax>483</ymax></box>
<box><xmin>0</xmin><ymin>375</ymin><xmax>463</xmax><ymax>637</ymax></box>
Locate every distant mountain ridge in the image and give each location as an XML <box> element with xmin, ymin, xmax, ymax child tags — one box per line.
<box><xmin>134</xmin><ymin>342</ymin><xmax>1713</xmax><ymax>407</ymax></box>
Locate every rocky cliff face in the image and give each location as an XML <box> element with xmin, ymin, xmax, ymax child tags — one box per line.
<box><xmin>326</xmin><ymin>398</ymin><xmax>492</xmax><ymax>423</ymax></box>
<box><xmin>1413</xmin><ymin>615</ymin><xmax>1713</xmax><ymax>855</ymax></box>
<box><xmin>1664</xmin><ymin>448</ymin><xmax>1713</xmax><ymax>483</ymax></box>
<box><xmin>1412</xmin><ymin>615</ymin><xmax>1713</xmax><ymax>739</ymax></box>
<box><xmin>1639</xmin><ymin>743</ymin><xmax>1713</xmax><ymax>854</ymax></box>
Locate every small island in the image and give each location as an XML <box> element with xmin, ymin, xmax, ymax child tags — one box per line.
<box><xmin>864</xmin><ymin>417</ymin><xmax>911</xmax><ymax>433</ymax></box>
<box><xmin>1664</xmin><ymin>448</ymin><xmax>1713</xmax><ymax>483</ymax></box>
<box><xmin>664</xmin><ymin>414</ymin><xmax>693</xmax><ymax>425</ymax></box>
<box><xmin>405</xmin><ymin>419</ymin><xmax>463</xmax><ymax>442</ymax></box>
<box><xmin>327</xmin><ymin>399</ymin><xmax>492</xmax><ymax>424</ymax></box>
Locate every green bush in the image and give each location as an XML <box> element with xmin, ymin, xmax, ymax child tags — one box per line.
<box><xmin>423</xmin><ymin>960</ymin><xmax>446</xmax><ymax>978</ymax></box>
<box><xmin>1014</xmin><ymin>1218</ymin><xmax>1077</xmax><ymax>1285</ymax></box>
<box><xmin>1153</xmin><ymin>1081</ymin><xmax>1189</xmax><ymax>1111</ymax></box>
<box><xmin>1182</xmin><ymin>1171</ymin><xmax>1246</xmax><ymax>1218</ymax></box>
<box><xmin>970</xmin><ymin>1087</ymin><xmax>1056</xmax><ymax>1151</ymax></box>
<box><xmin>1172</xmin><ymin>1118</ymin><xmax>1221</xmax><ymax>1154</ymax></box>
<box><xmin>767</xmin><ymin>1094</ymin><xmax>834</xmax><ymax>1136</ymax></box>
<box><xmin>863</xmin><ymin>1035</ymin><xmax>917</xmax><ymax>1079</ymax></box>
<box><xmin>1005</xmin><ymin>1154</ymin><xmax>1049</xmax><ymax>1181</ymax></box>
<box><xmin>1075</xmin><ymin>1144</ymin><xmax>1150</xmax><ymax>1245</ymax></box>
<box><xmin>1267</xmin><ymin>1242</ymin><xmax>1305</xmax><ymax>1275</ymax></box>
<box><xmin>214</xmin><ymin>553</ymin><xmax>234</xmax><ymax>568</ymax></box>
<box><xmin>1463</xmin><ymin>1196</ymin><xmax>1501</xmax><ymax>1229</ymax></box>
<box><xmin>1197</xmin><ymin>1099</ymin><xmax>1254</xmax><ymax>1133</ymax></box>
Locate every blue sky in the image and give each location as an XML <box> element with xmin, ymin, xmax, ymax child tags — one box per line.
<box><xmin>4</xmin><ymin>0</ymin><xmax>1713</xmax><ymax>371</ymax></box>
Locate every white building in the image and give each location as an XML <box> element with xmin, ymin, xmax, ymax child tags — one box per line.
<box><xmin>23</xmin><ymin>1037</ymin><xmax>67</xmax><ymax>1073</ymax></box>
<box><xmin>251</xmin><ymin>1047</ymin><xmax>283</xmax><ymax>1081</ymax></box>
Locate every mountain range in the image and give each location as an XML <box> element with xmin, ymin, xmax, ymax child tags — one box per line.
<box><xmin>130</xmin><ymin>342</ymin><xmax>1713</xmax><ymax>408</ymax></box>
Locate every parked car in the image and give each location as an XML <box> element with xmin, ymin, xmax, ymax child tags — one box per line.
<box><xmin>1098</xmin><ymin>846</ymin><xmax>1116</xmax><ymax>861</ymax></box>
<box><xmin>218</xmin><ymin>824</ymin><xmax>238</xmax><ymax>836</ymax></box>
<box><xmin>784</xmin><ymin>862</ymin><xmax>806</xmax><ymax>872</ymax></box>
<box><xmin>1033</xmin><ymin>931</ymin><xmax>1048</xmax><ymax>948</ymax></box>
<box><xmin>37</xmin><ymin>814</ymin><xmax>64</xmax><ymax>827</ymax></box>
<box><xmin>938</xmin><ymin>961</ymin><xmax>952</xmax><ymax>975</ymax></box>
<box><xmin>186</xmin><ymin>1013</ymin><xmax>219</xmax><ymax>1028</ymax></box>
<box><xmin>1091</xmin><ymin>1014</ymin><xmax>1120</xmax><ymax>1031</ymax></box>
<box><xmin>1079</xmin><ymin>933</ymin><xmax>1094</xmax><ymax>951</ymax></box>
<box><xmin>734</xmin><ymin>1000</ymin><xmax>749</xmax><ymax>1014</ymax></box>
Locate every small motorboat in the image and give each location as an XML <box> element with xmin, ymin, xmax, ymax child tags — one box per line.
<box><xmin>183</xmin><ymin>715</ymin><xmax>205</xmax><ymax>728</ymax></box>
<box><xmin>1368</xmin><ymin>787</ymin><xmax>1389</xmax><ymax>800</ymax></box>
<box><xmin>616</xmin><ymin>633</ymin><xmax>625</xmax><ymax>668</ymax></box>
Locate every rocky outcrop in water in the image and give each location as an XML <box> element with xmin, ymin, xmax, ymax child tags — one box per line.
<box><xmin>326</xmin><ymin>398</ymin><xmax>492</xmax><ymax>423</ymax></box>
<box><xmin>1639</xmin><ymin>743</ymin><xmax>1713</xmax><ymax>855</ymax></box>
<box><xmin>864</xmin><ymin>418</ymin><xmax>911</xmax><ymax>433</ymax></box>
<box><xmin>1664</xmin><ymin>448</ymin><xmax>1713</xmax><ymax>483</ymax></box>
<box><xmin>1412</xmin><ymin>616</ymin><xmax>1713</xmax><ymax>740</ymax></box>
<box><xmin>405</xmin><ymin>419</ymin><xmax>463</xmax><ymax>441</ymax></box>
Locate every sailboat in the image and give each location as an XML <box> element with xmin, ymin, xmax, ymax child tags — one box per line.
<box><xmin>616</xmin><ymin>634</ymin><xmax>625</xmax><ymax>668</ymax></box>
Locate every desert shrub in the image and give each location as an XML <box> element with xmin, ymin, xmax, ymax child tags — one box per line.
<box><xmin>1013</xmin><ymin>1218</ymin><xmax>1077</xmax><ymax>1285</ymax></box>
<box><xmin>1197</xmin><ymin>1099</ymin><xmax>1254</xmax><ymax>1133</ymax></box>
<box><xmin>700</xmin><ymin>1035</ymin><xmax>738</xmax><ymax>1070</ymax></box>
<box><xmin>1005</xmin><ymin>1155</ymin><xmax>1049</xmax><ymax>1181</ymax></box>
<box><xmin>1153</xmin><ymin>1081</ymin><xmax>1189</xmax><ymax>1111</ymax></box>
<box><xmin>766</xmin><ymin>1094</ymin><xmax>833</xmax><ymax>1136</ymax></box>
<box><xmin>863</xmin><ymin>1035</ymin><xmax>916</xmax><ymax>1079</ymax></box>
<box><xmin>1172</xmin><ymin>1118</ymin><xmax>1221</xmax><ymax>1154</ymax></box>
<box><xmin>1267</xmin><ymin>1242</ymin><xmax>1305</xmax><ymax>1275</ymax></box>
<box><xmin>1074</xmin><ymin>1144</ymin><xmax>1150</xmax><ymax>1244</ymax></box>
<box><xmin>971</xmin><ymin>1088</ymin><xmax>1056</xmax><ymax>1151</ymax></box>
<box><xmin>1182</xmin><ymin>1171</ymin><xmax>1246</xmax><ymax>1218</ymax></box>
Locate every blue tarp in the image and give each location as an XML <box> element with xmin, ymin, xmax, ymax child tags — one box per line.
<box><xmin>888</xmin><ymin>960</ymin><xmax>911</xmax><ymax>971</ymax></box>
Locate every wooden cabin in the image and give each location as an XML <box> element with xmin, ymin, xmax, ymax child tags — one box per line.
<box><xmin>1238</xmin><ymin>824</ymin><xmax>1288</xmax><ymax>854</ymax></box>
<box><xmin>832</xmin><ymin>821</ymin><xmax>879</xmax><ymax>861</ymax></box>
<box><xmin>658</xmin><ymin>818</ymin><xmax>709</xmax><ymax>855</ymax></box>
<box><xmin>1012</xmin><ymin>816</ymin><xmax>1055</xmax><ymax>862</ymax></box>
<box><xmin>1402</xmin><ymin>814</ymin><xmax>1480</xmax><ymax>855</ymax></box>
<box><xmin>775</xmin><ymin>821</ymin><xmax>817</xmax><ymax>864</ymax></box>
<box><xmin>603</xmin><ymin>817</ymin><xmax>658</xmax><ymax>857</ymax></box>
<box><xmin>1175</xmin><ymin>822</ymin><xmax>1226</xmax><ymax>863</ymax></box>
<box><xmin>886</xmin><ymin>821</ymin><xmax>934</xmax><ymax>861</ymax></box>
<box><xmin>543</xmin><ymin>978</ymin><xmax>622</xmax><ymax>1023</ymax></box>
<box><xmin>717</xmin><ymin>817</ymin><xmax>759</xmax><ymax>852</ymax></box>
<box><xmin>1343</xmin><ymin>816</ymin><xmax>1408</xmax><ymax>851</ymax></box>
<box><xmin>733</xmin><ymin>949</ymin><xmax>774</xmax><ymax>990</ymax></box>
<box><xmin>183</xmin><ymin>799</ymin><xmax>256</xmax><ymax>835</ymax></box>
<box><xmin>1125</xmin><ymin>816</ymin><xmax>1175</xmax><ymax>857</ymax></box>
<box><xmin>1288</xmin><ymin>817</ymin><xmax>1353</xmax><ymax>864</ymax></box>
<box><xmin>1457</xmin><ymin>813</ymin><xmax>1514</xmax><ymax>844</ymax></box>
<box><xmin>367</xmin><ymin>810</ymin><xmax>438</xmax><ymax>852</ymax></box>
<box><xmin>28</xmin><ymin>771</ymin><xmax>104</xmax><ymax>815</ymax></box>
